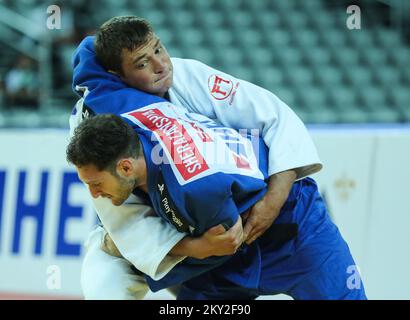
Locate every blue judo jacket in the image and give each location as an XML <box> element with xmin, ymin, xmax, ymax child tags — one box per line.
<box><xmin>72</xmin><ymin>37</ymin><xmax>295</xmax><ymax>292</ymax></box>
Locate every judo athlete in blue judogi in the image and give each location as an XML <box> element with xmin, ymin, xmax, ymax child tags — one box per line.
<box><xmin>67</xmin><ymin>111</ymin><xmax>367</xmax><ymax>300</ymax></box>
<box><xmin>68</xmin><ymin>31</ymin><xmax>366</xmax><ymax>299</ymax></box>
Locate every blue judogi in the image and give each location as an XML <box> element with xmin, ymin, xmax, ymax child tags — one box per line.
<box><xmin>176</xmin><ymin>178</ymin><xmax>367</xmax><ymax>300</ymax></box>
<box><xmin>72</xmin><ymin>37</ymin><xmax>366</xmax><ymax>299</ymax></box>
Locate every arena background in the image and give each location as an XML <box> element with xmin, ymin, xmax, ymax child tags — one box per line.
<box><xmin>0</xmin><ymin>0</ymin><xmax>409</xmax><ymax>300</ymax></box>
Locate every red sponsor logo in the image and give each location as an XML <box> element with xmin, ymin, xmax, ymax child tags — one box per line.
<box><xmin>228</xmin><ymin>82</ymin><xmax>240</xmax><ymax>105</ymax></box>
<box><xmin>208</xmin><ymin>75</ymin><xmax>233</xmax><ymax>100</ymax></box>
<box><xmin>128</xmin><ymin>109</ymin><xmax>209</xmax><ymax>181</ymax></box>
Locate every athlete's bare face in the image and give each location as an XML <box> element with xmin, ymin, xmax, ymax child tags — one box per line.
<box><xmin>76</xmin><ymin>159</ymin><xmax>147</xmax><ymax>206</ymax></box>
<box><xmin>117</xmin><ymin>34</ymin><xmax>173</xmax><ymax>98</ymax></box>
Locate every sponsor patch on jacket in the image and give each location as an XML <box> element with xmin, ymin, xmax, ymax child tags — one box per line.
<box><xmin>208</xmin><ymin>74</ymin><xmax>234</xmax><ymax>100</ymax></box>
<box><xmin>127</xmin><ymin>108</ymin><xmax>209</xmax><ymax>181</ymax></box>
<box><xmin>123</xmin><ymin>104</ymin><xmax>264</xmax><ymax>186</ymax></box>
<box><xmin>208</xmin><ymin>74</ymin><xmax>239</xmax><ymax>105</ymax></box>
<box><xmin>157</xmin><ymin>171</ymin><xmax>190</xmax><ymax>233</ymax></box>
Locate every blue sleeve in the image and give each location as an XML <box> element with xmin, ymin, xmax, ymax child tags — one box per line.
<box><xmin>181</xmin><ymin>175</ymin><xmax>240</xmax><ymax>236</ymax></box>
<box><xmin>145</xmin><ymin>180</ymin><xmax>241</xmax><ymax>292</ymax></box>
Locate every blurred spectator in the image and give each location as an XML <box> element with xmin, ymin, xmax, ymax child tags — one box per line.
<box><xmin>4</xmin><ymin>55</ymin><xmax>39</xmax><ymax>108</ymax></box>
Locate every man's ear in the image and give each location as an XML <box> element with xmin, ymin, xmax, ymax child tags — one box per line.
<box><xmin>117</xmin><ymin>159</ymin><xmax>133</xmax><ymax>177</ymax></box>
<box><xmin>108</xmin><ymin>69</ymin><xmax>126</xmax><ymax>83</ymax></box>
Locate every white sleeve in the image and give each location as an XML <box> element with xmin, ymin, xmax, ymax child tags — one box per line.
<box><xmin>80</xmin><ymin>225</ymin><xmax>149</xmax><ymax>300</ymax></box>
<box><xmin>171</xmin><ymin>58</ymin><xmax>322</xmax><ymax>179</ymax></box>
<box><xmin>69</xmin><ymin>98</ymin><xmax>84</xmax><ymax>137</ymax></box>
<box><xmin>92</xmin><ymin>196</ymin><xmax>187</xmax><ymax>280</ymax></box>
<box><xmin>70</xmin><ymin>84</ymin><xmax>92</xmax><ymax>138</ymax></box>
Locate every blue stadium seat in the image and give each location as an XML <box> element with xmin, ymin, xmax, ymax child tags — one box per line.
<box><xmin>308</xmin><ymin>106</ymin><xmax>340</xmax><ymax>124</ymax></box>
<box><xmin>184</xmin><ymin>47</ymin><xmax>215</xmax><ymax>66</ymax></box>
<box><xmin>187</xmin><ymin>0</ymin><xmax>211</xmax><ymax>11</ymax></box>
<box><xmin>241</xmin><ymin>29</ymin><xmax>263</xmax><ymax>47</ymax></box>
<box><xmin>254</xmin><ymin>66</ymin><xmax>284</xmax><ymax>90</ymax></box>
<box><xmin>388</xmin><ymin>47</ymin><xmax>410</xmax><ymax>67</ymax></box>
<box><xmin>327</xmin><ymin>86</ymin><xmax>358</xmax><ymax>111</ymax></box>
<box><xmin>332</xmin><ymin>47</ymin><xmax>361</xmax><ymax>67</ymax></box>
<box><xmin>275</xmin><ymin>47</ymin><xmax>304</xmax><ymax>67</ymax></box>
<box><xmin>366</xmin><ymin>108</ymin><xmax>403</xmax><ymax>123</ymax></box>
<box><xmin>344</xmin><ymin>66</ymin><xmax>373</xmax><ymax>87</ymax></box>
<box><xmin>265</xmin><ymin>29</ymin><xmax>292</xmax><ymax>51</ymax></box>
<box><xmin>283</xmin><ymin>11</ymin><xmax>309</xmax><ymax>30</ymax></box>
<box><xmin>231</xmin><ymin>66</ymin><xmax>255</xmax><ymax>83</ymax></box>
<box><xmin>337</xmin><ymin>107</ymin><xmax>373</xmax><ymax>124</ymax></box>
<box><xmin>225</xmin><ymin>11</ymin><xmax>255</xmax><ymax>29</ymax></box>
<box><xmin>297</xmin><ymin>85</ymin><xmax>328</xmax><ymax>112</ymax></box>
<box><xmin>346</xmin><ymin>30</ymin><xmax>374</xmax><ymax>48</ymax></box>
<box><xmin>212</xmin><ymin>46</ymin><xmax>244</xmax><ymax>70</ymax></box>
<box><xmin>373</xmin><ymin>66</ymin><xmax>401</xmax><ymax>87</ymax></box>
<box><xmin>362</xmin><ymin>47</ymin><xmax>388</xmax><ymax>68</ymax></box>
<box><xmin>166</xmin><ymin>10</ymin><xmax>195</xmax><ymax>28</ymax></box>
<box><xmin>314</xmin><ymin>65</ymin><xmax>344</xmax><ymax>87</ymax></box>
<box><xmin>359</xmin><ymin>85</ymin><xmax>388</xmax><ymax>111</ymax></box>
<box><xmin>389</xmin><ymin>86</ymin><xmax>410</xmax><ymax>111</ymax></box>
<box><xmin>2</xmin><ymin>0</ymin><xmax>408</xmax><ymax>125</ymax></box>
<box><xmin>308</xmin><ymin>10</ymin><xmax>336</xmax><ymax>30</ymax></box>
<box><xmin>142</xmin><ymin>9</ymin><xmax>166</xmax><ymax>26</ymax></box>
<box><xmin>195</xmin><ymin>10</ymin><xmax>224</xmax><ymax>29</ymax></box>
<box><xmin>241</xmin><ymin>0</ymin><xmax>267</xmax><ymax>12</ymax></box>
<box><xmin>174</xmin><ymin>28</ymin><xmax>204</xmax><ymax>47</ymax></box>
<box><xmin>302</xmin><ymin>46</ymin><xmax>333</xmax><ymax>67</ymax></box>
<box><xmin>155</xmin><ymin>28</ymin><xmax>175</xmax><ymax>46</ymax></box>
<box><xmin>374</xmin><ymin>29</ymin><xmax>402</xmax><ymax>48</ymax></box>
<box><xmin>319</xmin><ymin>29</ymin><xmax>347</xmax><ymax>49</ymax></box>
<box><xmin>292</xmin><ymin>30</ymin><xmax>320</xmax><ymax>48</ymax></box>
<box><xmin>218</xmin><ymin>0</ymin><xmax>241</xmax><ymax>10</ymax></box>
<box><xmin>285</xmin><ymin>66</ymin><xmax>315</xmax><ymax>87</ymax></box>
<box><xmin>274</xmin><ymin>87</ymin><xmax>298</xmax><ymax>108</ymax></box>
<box><xmin>402</xmin><ymin>67</ymin><xmax>410</xmax><ymax>83</ymax></box>
<box><xmin>241</xmin><ymin>47</ymin><xmax>272</xmax><ymax>67</ymax></box>
<box><xmin>203</xmin><ymin>28</ymin><xmax>235</xmax><ymax>48</ymax></box>
<box><xmin>255</xmin><ymin>11</ymin><xmax>282</xmax><ymax>31</ymax></box>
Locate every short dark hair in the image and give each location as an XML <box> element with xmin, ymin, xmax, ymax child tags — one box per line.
<box><xmin>94</xmin><ymin>16</ymin><xmax>153</xmax><ymax>74</ymax></box>
<box><xmin>67</xmin><ymin>114</ymin><xmax>142</xmax><ymax>173</ymax></box>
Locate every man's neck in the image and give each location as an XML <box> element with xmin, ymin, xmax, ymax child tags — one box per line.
<box><xmin>131</xmin><ymin>157</ymin><xmax>148</xmax><ymax>193</ymax></box>
<box><xmin>139</xmin><ymin>184</ymin><xmax>148</xmax><ymax>193</ymax></box>
<box><xmin>163</xmin><ymin>91</ymin><xmax>170</xmax><ymax>101</ymax></box>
